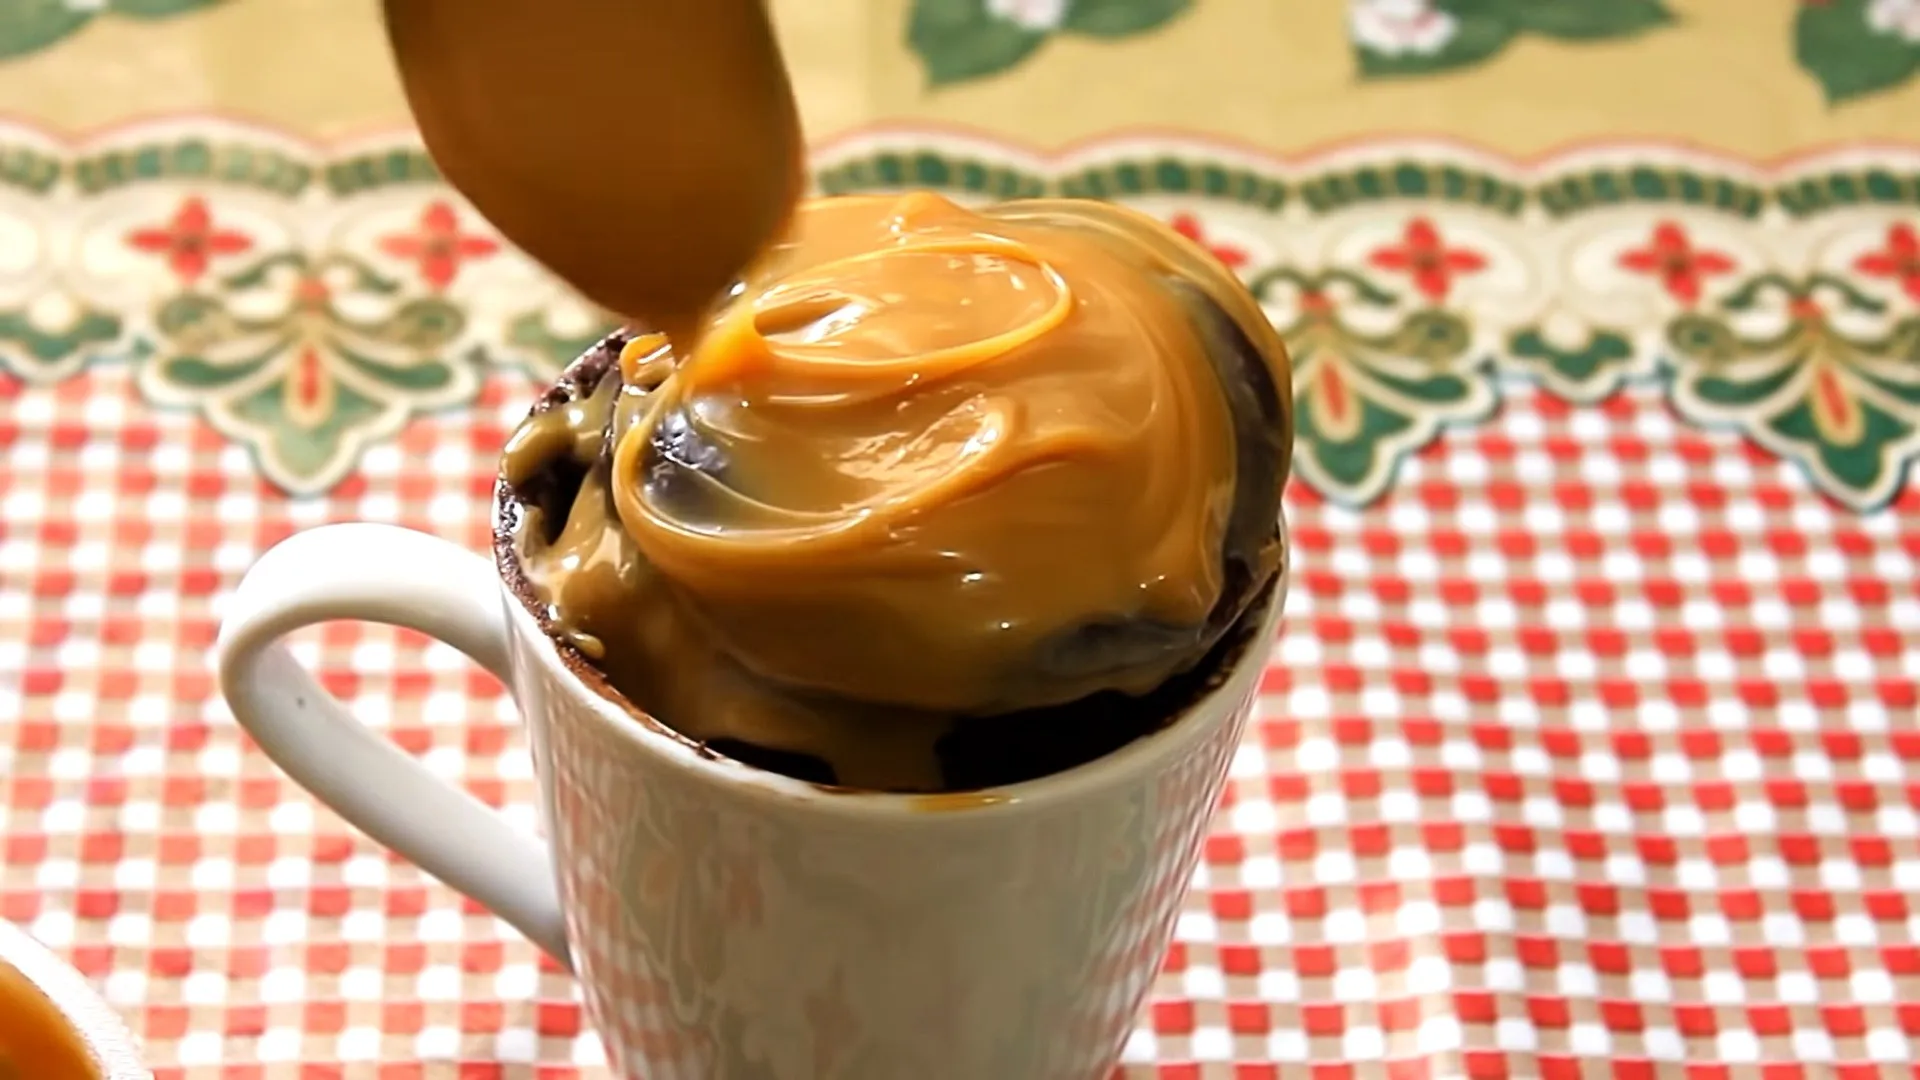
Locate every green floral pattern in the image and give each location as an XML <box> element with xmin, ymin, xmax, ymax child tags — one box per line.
<box><xmin>138</xmin><ymin>249</ymin><xmax>476</xmax><ymax>491</ymax></box>
<box><xmin>1256</xmin><ymin>267</ymin><xmax>1492</xmax><ymax>504</ymax></box>
<box><xmin>1338</xmin><ymin>0</ymin><xmax>1920</xmax><ymax>107</ymax></box>
<box><xmin>1668</xmin><ymin>272</ymin><xmax>1920</xmax><ymax>510</ymax></box>
<box><xmin>1349</xmin><ymin>0</ymin><xmax>1674</xmax><ymax>80</ymax></box>
<box><xmin>0</xmin><ymin>303</ymin><xmax>123</xmax><ymax>382</ymax></box>
<box><xmin>2</xmin><ymin>121</ymin><xmax>1919</xmax><ymax>509</ymax></box>
<box><xmin>1796</xmin><ymin>0</ymin><xmax>1920</xmax><ymax>103</ymax></box>
<box><xmin>908</xmin><ymin>0</ymin><xmax>1190</xmax><ymax>86</ymax></box>
<box><xmin>0</xmin><ymin>0</ymin><xmax>226</xmax><ymax>62</ymax></box>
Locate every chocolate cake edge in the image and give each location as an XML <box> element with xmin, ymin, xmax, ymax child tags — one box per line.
<box><xmin>487</xmin><ymin>328</ymin><xmax>701</xmax><ymax>749</ymax></box>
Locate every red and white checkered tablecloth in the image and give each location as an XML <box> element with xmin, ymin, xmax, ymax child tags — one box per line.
<box><xmin>3</xmin><ymin>120</ymin><xmax>1920</xmax><ymax>1078</ymax></box>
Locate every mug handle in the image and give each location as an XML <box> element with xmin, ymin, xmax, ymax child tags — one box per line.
<box><xmin>216</xmin><ymin>522</ymin><xmax>571</xmax><ymax>967</ymax></box>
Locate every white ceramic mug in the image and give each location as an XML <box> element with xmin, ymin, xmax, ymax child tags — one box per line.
<box><xmin>217</xmin><ymin>517</ymin><xmax>1286</xmax><ymax>1079</ymax></box>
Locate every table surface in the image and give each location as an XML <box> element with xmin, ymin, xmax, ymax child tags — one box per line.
<box><xmin>4</xmin><ymin>1</ymin><xmax>1920</xmax><ymax>1076</ymax></box>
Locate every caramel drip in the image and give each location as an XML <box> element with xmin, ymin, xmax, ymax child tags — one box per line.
<box><xmin>606</xmin><ymin>193</ymin><xmax>1244</xmax><ymax>715</ymax></box>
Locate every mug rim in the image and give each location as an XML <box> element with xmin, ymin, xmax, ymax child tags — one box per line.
<box><xmin>0</xmin><ymin>919</ymin><xmax>150</xmax><ymax>1080</ymax></box>
<box><xmin>496</xmin><ymin>521</ymin><xmax>1287</xmax><ymax>822</ymax></box>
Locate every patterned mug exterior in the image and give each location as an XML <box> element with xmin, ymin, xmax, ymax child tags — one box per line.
<box><xmin>216</xmin><ymin>517</ymin><xmax>1287</xmax><ymax>1080</ymax></box>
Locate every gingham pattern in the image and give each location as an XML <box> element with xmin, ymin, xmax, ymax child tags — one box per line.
<box><xmin>7</xmin><ymin>353</ymin><xmax>1919</xmax><ymax>1077</ymax></box>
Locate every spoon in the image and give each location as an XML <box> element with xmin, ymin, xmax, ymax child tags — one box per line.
<box><xmin>380</xmin><ymin>0</ymin><xmax>807</xmax><ymax>347</ymax></box>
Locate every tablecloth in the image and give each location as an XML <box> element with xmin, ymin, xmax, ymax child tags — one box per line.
<box><xmin>3</xmin><ymin>0</ymin><xmax>1920</xmax><ymax>1076</ymax></box>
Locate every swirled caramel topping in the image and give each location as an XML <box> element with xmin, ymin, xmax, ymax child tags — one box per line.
<box><xmin>506</xmin><ymin>194</ymin><xmax>1293</xmax><ymax>788</ymax></box>
<box><xmin>602</xmin><ymin>192</ymin><xmax>1285</xmax><ymax>715</ymax></box>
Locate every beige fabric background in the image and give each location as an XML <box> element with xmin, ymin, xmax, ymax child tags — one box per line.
<box><xmin>0</xmin><ymin>0</ymin><xmax>1914</xmax><ymax>155</ymax></box>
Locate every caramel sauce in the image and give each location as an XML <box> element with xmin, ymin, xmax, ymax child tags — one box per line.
<box><xmin>608</xmin><ymin>193</ymin><xmax>1245</xmax><ymax>715</ymax></box>
<box><xmin>0</xmin><ymin>962</ymin><xmax>98</xmax><ymax>1080</ymax></box>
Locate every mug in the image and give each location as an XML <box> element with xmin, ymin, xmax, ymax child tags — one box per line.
<box><xmin>217</xmin><ymin>514</ymin><xmax>1287</xmax><ymax>1079</ymax></box>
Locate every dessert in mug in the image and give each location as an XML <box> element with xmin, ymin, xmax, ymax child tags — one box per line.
<box><xmin>210</xmin><ymin>3</ymin><xmax>1298</xmax><ymax>1072</ymax></box>
<box><xmin>383</xmin><ymin>0</ymin><xmax>1293</xmax><ymax>792</ymax></box>
<box><xmin>498</xmin><ymin>193</ymin><xmax>1292</xmax><ymax>791</ymax></box>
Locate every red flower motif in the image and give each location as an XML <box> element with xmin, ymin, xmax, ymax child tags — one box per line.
<box><xmin>1367</xmin><ymin>218</ymin><xmax>1486</xmax><ymax>304</ymax></box>
<box><xmin>124</xmin><ymin>196</ymin><xmax>253</xmax><ymax>284</ymax></box>
<box><xmin>379</xmin><ymin>201</ymin><xmax>499</xmax><ymax>290</ymax></box>
<box><xmin>1853</xmin><ymin>223</ymin><xmax>1920</xmax><ymax>305</ymax></box>
<box><xmin>1617</xmin><ymin>221</ymin><xmax>1736</xmax><ymax>306</ymax></box>
<box><xmin>1169</xmin><ymin>212</ymin><xmax>1249</xmax><ymax>270</ymax></box>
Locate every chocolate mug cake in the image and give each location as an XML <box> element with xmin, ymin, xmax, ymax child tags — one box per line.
<box><xmin>382</xmin><ymin>0</ymin><xmax>1292</xmax><ymax>793</ymax></box>
<box><xmin>213</xmin><ymin>5</ymin><xmax>1301</xmax><ymax>1075</ymax></box>
<box><xmin>494</xmin><ymin>193</ymin><xmax>1292</xmax><ymax>793</ymax></box>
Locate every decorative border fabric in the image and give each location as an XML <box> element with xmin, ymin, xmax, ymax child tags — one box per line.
<box><xmin>2</xmin><ymin>120</ymin><xmax>1917</xmax><ymax>511</ymax></box>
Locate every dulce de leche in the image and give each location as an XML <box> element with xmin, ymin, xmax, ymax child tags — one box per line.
<box><xmin>616</xmin><ymin>193</ymin><xmax>1284</xmax><ymax>714</ymax></box>
<box><xmin>505</xmin><ymin>193</ymin><xmax>1292</xmax><ymax>787</ymax></box>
